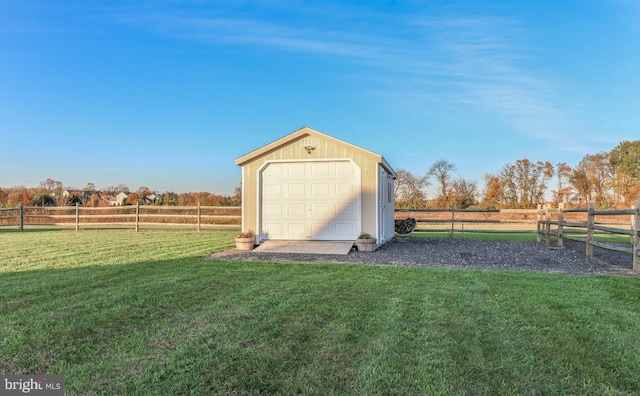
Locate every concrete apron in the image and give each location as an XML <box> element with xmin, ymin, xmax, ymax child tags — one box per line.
<box><xmin>253</xmin><ymin>240</ymin><xmax>355</xmax><ymax>255</ymax></box>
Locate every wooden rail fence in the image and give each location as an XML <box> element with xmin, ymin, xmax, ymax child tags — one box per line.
<box><xmin>537</xmin><ymin>200</ymin><xmax>640</xmax><ymax>273</ymax></box>
<box><xmin>396</xmin><ymin>204</ymin><xmax>639</xmax><ymax>273</ymax></box>
<box><xmin>395</xmin><ymin>208</ymin><xmax>539</xmax><ymax>235</ymax></box>
<box><xmin>0</xmin><ymin>203</ymin><xmax>241</xmax><ymax>232</ymax></box>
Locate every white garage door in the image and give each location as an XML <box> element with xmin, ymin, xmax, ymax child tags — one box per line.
<box><xmin>260</xmin><ymin>161</ymin><xmax>361</xmax><ymax>240</ymax></box>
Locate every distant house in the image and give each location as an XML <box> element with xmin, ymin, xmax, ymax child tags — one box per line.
<box><xmin>114</xmin><ymin>192</ymin><xmax>130</xmax><ymax>206</ymax></box>
<box><xmin>145</xmin><ymin>194</ymin><xmax>157</xmax><ymax>204</ymax></box>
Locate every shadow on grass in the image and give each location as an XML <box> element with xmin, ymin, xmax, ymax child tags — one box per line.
<box><xmin>1</xmin><ymin>256</ymin><xmax>640</xmax><ymax>395</ymax></box>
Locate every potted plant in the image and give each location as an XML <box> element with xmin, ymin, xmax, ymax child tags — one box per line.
<box><xmin>235</xmin><ymin>229</ymin><xmax>255</xmax><ymax>250</ymax></box>
<box><xmin>356</xmin><ymin>232</ymin><xmax>376</xmax><ymax>252</ymax></box>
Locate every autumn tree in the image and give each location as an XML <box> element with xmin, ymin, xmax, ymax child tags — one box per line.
<box><xmin>499</xmin><ymin>159</ymin><xmax>554</xmax><ymax>208</ymax></box>
<box><xmin>126</xmin><ymin>193</ymin><xmax>139</xmax><ymax>205</ymax></box>
<box><xmin>394</xmin><ymin>168</ymin><xmax>429</xmax><ymax>209</ymax></box>
<box><xmin>479</xmin><ymin>173</ymin><xmax>503</xmax><ymax>208</ymax></box>
<box><xmin>609</xmin><ymin>140</ymin><xmax>640</xmax><ymax>205</ymax></box>
<box><xmin>0</xmin><ymin>189</ymin><xmax>6</xmax><ymax>207</ymax></box>
<box><xmin>570</xmin><ymin>152</ymin><xmax>612</xmax><ymax>207</ymax></box>
<box><xmin>551</xmin><ymin>163</ymin><xmax>573</xmax><ymax>205</ymax></box>
<box><xmin>428</xmin><ymin>159</ymin><xmax>456</xmax><ymax>207</ymax></box>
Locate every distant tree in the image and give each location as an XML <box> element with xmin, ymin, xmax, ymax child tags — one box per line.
<box><xmin>479</xmin><ymin>173</ymin><xmax>504</xmax><ymax>208</ymax></box>
<box><xmin>177</xmin><ymin>193</ymin><xmax>197</xmax><ymax>207</ymax></box>
<box><xmin>394</xmin><ymin>168</ymin><xmax>429</xmax><ymax>208</ymax></box>
<box><xmin>83</xmin><ymin>182</ymin><xmax>96</xmax><ymax>191</ymax></box>
<box><xmin>105</xmin><ymin>184</ymin><xmax>130</xmax><ymax>194</ymax></box>
<box><xmin>570</xmin><ymin>152</ymin><xmax>612</xmax><ymax>207</ymax></box>
<box><xmin>610</xmin><ymin>140</ymin><xmax>640</xmax><ymax>178</ymax></box>
<box><xmin>6</xmin><ymin>191</ymin><xmax>23</xmax><ymax>207</ymax></box>
<box><xmin>449</xmin><ymin>178</ymin><xmax>478</xmax><ymax>209</ymax></box>
<box><xmin>21</xmin><ymin>190</ymin><xmax>34</xmax><ymax>206</ymax></box>
<box><xmin>156</xmin><ymin>192</ymin><xmax>178</xmax><ymax>205</ymax></box>
<box><xmin>552</xmin><ymin>163</ymin><xmax>573</xmax><ymax>205</ymax></box>
<box><xmin>232</xmin><ymin>185</ymin><xmax>242</xmax><ymax>206</ymax></box>
<box><xmin>85</xmin><ymin>193</ymin><xmax>104</xmax><ymax>207</ymax></box>
<box><xmin>428</xmin><ymin>159</ymin><xmax>456</xmax><ymax>207</ymax></box>
<box><xmin>67</xmin><ymin>191</ymin><xmax>87</xmax><ymax>206</ymax></box>
<box><xmin>499</xmin><ymin>159</ymin><xmax>554</xmax><ymax>208</ymax></box>
<box><xmin>32</xmin><ymin>192</ymin><xmax>56</xmax><ymax>206</ymax></box>
<box><xmin>0</xmin><ymin>189</ymin><xmax>6</xmax><ymax>207</ymax></box>
<box><xmin>609</xmin><ymin>140</ymin><xmax>640</xmax><ymax>205</ymax></box>
<box><xmin>39</xmin><ymin>178</ymin><xmax>63</xmax><ymax>194</ymax></box>
<box><xmin>126</xmin><ymin>193</ymin><xmax>139</xmax><ymax>205</ymax></box>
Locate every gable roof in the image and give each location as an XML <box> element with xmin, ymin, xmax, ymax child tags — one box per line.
<box><xmin>235</xmin><ymin>126</ymin><xmax>396</xmax><ymax>177</ymax></box>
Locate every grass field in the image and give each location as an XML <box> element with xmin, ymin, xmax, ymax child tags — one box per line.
<box><xmin>1</xmin><ymin>229</ymin><xmax>639</xmax><ymax>395</ymax></box>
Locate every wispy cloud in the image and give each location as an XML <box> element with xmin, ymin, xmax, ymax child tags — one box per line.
<box><xmin>119</xmin><ymin>2</ymin><xmax>583</xmax><ymax>150</ymax></box>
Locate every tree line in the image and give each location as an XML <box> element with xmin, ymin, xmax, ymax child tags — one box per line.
<box><xmin>3</xmin><ymin>140</ymin><xmax>638</xmax><ymax>210</ymax></box>
<box><xmin>0</xmin><ymin>180</ymin><xmax>241</xmax><ymax>208</ymax></box>
<box><xmin>395</xmin><ymin>140</ymin><xmax>640</xmax><ymax>209</ymax></box>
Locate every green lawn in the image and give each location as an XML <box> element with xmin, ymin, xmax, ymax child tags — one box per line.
<box><xmin>1</xmin><ymin>229</ymin><xmax>639</xmax><ymax>395</ymax></box>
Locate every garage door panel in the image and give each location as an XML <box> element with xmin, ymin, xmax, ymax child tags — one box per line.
<box><xmin>311</xmin><ymin>162</ymin><xmax>330</xmax><ymax>176</ymax></box>
<box><xmin>335</xmin><ymin>202</ymin><xmax>357</xmax><ymax>219</ymax></box>
<box><xmin>310</xmin><ymin>203</ymin><xmax>331</xmax><ymax>217</ymax></box>
<box><xmin>263</xmin><ymin>223</ymin><xmax>283</xmax><ymax>238</ymax></box>
<box><xmin>336</xmin><ymin>162</ymin><xmax>354</xmax><ymax>175</ymax></box>
<box><xmin>288</xmin><ymin>203</ymin><xmax>306</xmax><ymax>216</ymax></box>
<box><xmin>335</xmin><ymin>182</ymin><xmax>356</xmax><ymax>196</ymax></box>
<box><xmin>288</xmin><ymin>183</ymin><xmax>306</xmax><ymax>196</ymax></box>
<box><xmin>264</xmin><ymin>203</ymin><xmax>283</xmax><ymax>215</ymax></box>
<box><xmin>261</xmin><ymin>161</ymin><xmax>360</xmax><ymax>240</ymax></box>
<box><xmin>311</xmin><ymin>183</ymin><xmax>330</xmax><ymax>196</ymax></box>
<box><xmin>288</xmin><ymin>223</ymin><xmax>307</xmax><ymax>237</ymax></box>
<box><xmin>288</xmin><ymin>163</ymin><xmax>305</xmax><ymax>176</ymax></box>
<box><xmin>264</xmin><ymin>184</ymin><xmax>283</xmax><ymax>197</ymax></box>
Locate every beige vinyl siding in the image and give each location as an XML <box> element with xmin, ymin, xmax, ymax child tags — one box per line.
<box><xmin>241</xmin><ymin>134</ymin><xmax>380</xmax><ymax>238</ymax></box>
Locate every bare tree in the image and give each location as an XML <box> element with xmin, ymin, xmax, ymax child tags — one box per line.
<box><xmin>394</xmin><ymin>168</ymin><xmax>429</xmax><ymax>208</ymax></box>
<box><xmin>449</xmin><ymin>178</ymin><xmax>478</xmax><ymax>208</ymax></box>
<box><xmin>428</xmin><ymin>159</ymin><xmax>456</xmax><ymax>207</ymax></box>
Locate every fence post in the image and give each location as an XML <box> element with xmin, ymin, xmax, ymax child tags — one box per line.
<box><xmin>135</xmin><ymin>201</ymin><xmax>140</xmax><ymax>232</ymax></box>
<box><xmin>450</xmin><ymin>205</ymin><xmax>455</xmax><ymax>239</ymax></box>
<box><xmin>544</xmin><ymin>204</ymin><xmax>551</xmax><ymax>246</ymax></box>
<box><xmin>557</xmin><ymin>203</ymin><xmax>564</xmax><ymax>248</ymax></box>
<box><xmin>19</xmin><ymin>203</ymin><xmax>24</xmax><ymax>231</ymax></box>
<box><xmin>633</xmin><ymin>199</ymin><xmax>640</xmax><ymax>274</ymax></box>
<box><xmin>536</xmin><ymin>203</ymin><xmax>542</xmax><ymax>243</ymax></box>
<box><xmin>586</xmin><ymin>201</ymin><xmax>595</xmax><ymax>258</ymax></box>
<box><xmin>75</xmin><ymin>202</ymin><xmax>80</xmax><ymax>231</ymax></box>
<box><xmin>197</xmin><ymin>201</ymin><xmax>201</xmax><ymax>233</ymax></box>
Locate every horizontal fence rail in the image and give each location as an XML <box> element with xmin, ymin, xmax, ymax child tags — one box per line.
<box><xmin>0</xmin><ymin>203</ymin><xmax>241</xmax><ymax>232</ymax></box>
<box><xmin>396</xmin><ymin>203</ymin><xmax>639</xmax><ymax>273</ymax></box>
<box><xmin>395</xmin><ymin>208</ymin><xmax>539</xmax><ymax>234</ymax></box>
<box><xmin>537</xmin><ymin>200</ymin><xmax>639</xmax><ymax>273</ymax></box>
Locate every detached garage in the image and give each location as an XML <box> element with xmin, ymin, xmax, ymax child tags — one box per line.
<box><xmin>235</xmin><ymin>126</ymin><xmax>397</xmax><ymax>247</ymax></box>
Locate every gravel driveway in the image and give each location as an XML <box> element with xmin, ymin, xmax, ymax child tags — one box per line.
<box><xmin>210</xmin><ymin>237</ymin><xmax>637</xmax><ymax>276</ymax></box>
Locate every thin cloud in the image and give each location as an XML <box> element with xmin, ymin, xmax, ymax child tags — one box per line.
<box><xmin>120</xmin><ymin>4</ymin><xmax>584</xmax><ymax>152</ymax></box>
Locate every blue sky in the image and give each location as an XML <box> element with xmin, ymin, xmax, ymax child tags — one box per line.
<box><xmin>1</xmin><ymin>1</ymin><xmax>638</xmax><ymax>196</ymax></box>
